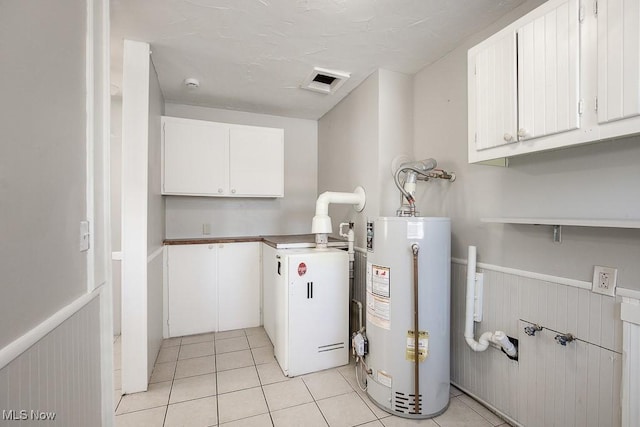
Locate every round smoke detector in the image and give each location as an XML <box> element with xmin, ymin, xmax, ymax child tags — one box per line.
<box><xmin>184</xmin><ymin>78</ymin><xmax>200</xmax><ymax>89</ymax></box>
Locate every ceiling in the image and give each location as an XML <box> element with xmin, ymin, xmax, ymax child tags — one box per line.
<box><xmin>111</xmin><ymin>0</ymin><xmax>526</xmax><ymax>120</ymax></box>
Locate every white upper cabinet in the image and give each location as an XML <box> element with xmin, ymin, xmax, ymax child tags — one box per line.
<box><xmin>162</xmin><ymin>116</ymin><xmax>284</xmax><ymax>197</ymax></box>
<box><xmin>163</xmin><ymin>118</ymin><xmax>228</xmax><ymax>195</ymax></box>
<box><xmin>470</xmin><ymin>0</ymin><xmax>640</xmax><ymax>164</ymax></box>
<box><xmin>517</xmin><ymin>0</ymin><xmax>580</xmax><ymax>140</ymax></box>
<box><xmin>471</xmin><ymin>31</ymin><xmax>518</xmax><ymax>151</ymax></box>
<box><xmin>469</xmin><ymin>0</ymin><xmax>585</xmax><ymax>163</ymax></box>
<box><xmin>229</xmin><ymin>126</ymin><xmax>284</xmax><ymax>197</ymax></box>
<box><xmin>597</xmin><ymin>0</ymin><xmax>640</xmax><ymax>124</ymax></box>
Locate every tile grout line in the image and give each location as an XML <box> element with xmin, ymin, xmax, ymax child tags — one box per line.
<box><xmin>161</xmin><ymin>340</ymin><xmax>180</xmax><ymax>427</ymax></box>
<box><xmin>248</xmin><ymin>329</ymin><xmax>276</xmax><ymax>426</ymax></box>
<box><xmin>455</xmin><ymin>392</ymin><xmax>506</xmax><ymax>426</ymax></box>
<box><xmin>213</xmin><ymin>336</ymin><xmax>220</xmax><ymax>427</ymax></box>
<box><xmin>335</xmin><ymin>362</ymin><xmax>383</xmax><ymax>421</ymax></box>
<box><xmin>299</xmin><ymin>372</ymin><xmax>331</xmax><ymax>426</ymax></box>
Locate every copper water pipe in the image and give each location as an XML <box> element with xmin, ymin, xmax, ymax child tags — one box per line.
<box><xmin>411</xmin><ymin>243</ymin><xmax>420</xmax><ymax>414</ymax></box>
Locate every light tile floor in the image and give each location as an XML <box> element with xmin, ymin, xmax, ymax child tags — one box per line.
<box><xmin>113</xmin><ymin>328</ymin><xmax>510</xmax><ymax>427</ymax></box>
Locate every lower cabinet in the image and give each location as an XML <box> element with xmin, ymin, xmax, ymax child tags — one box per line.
<box><xmin>166</xmin><ymin>244</ymin><xmax>218</xmax><ymax>337</ymax></box>
<box><xmin>218</xmin><ymin>242</ymin><xmax>261</xmax><ymax>331</ymax></box>
<box><xmin>166</xmin><ymin>242</ymin><xmax>260</xmax><ymax>338</ymax></box>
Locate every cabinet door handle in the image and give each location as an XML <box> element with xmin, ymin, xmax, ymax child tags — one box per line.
<box><xmin>231</xmin><ymin>189</ymin><xmax>236</xmax><ymax>194</ymax></box>
<box><xmin>218</xmin><ymin>188</ymin><xmax>223</xmax><ymax>194</ymax></box>
<box><xmin>277</xmin><ymin>261</ymin><xmax>281</xmax><ymax>275</ymax></box>
<box><xmin>518</xmin><ymin>128</ymin><xmax>528</xmax><ymax>139</ymax></box>
<box><xmin>503</xmin><ymin>133</ymin><xmax>514</xmax><ymax>142</ymax></box>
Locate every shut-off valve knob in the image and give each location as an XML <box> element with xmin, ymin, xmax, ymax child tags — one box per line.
<box><xmin>524</xmin><ymin>324</ymin><xmax>543</xmax><ymax>336</ymax></box>
<box><xmin>554</xmin><ymin>333</ymin><xmax>574</xmax><ymax>346</ymax></box>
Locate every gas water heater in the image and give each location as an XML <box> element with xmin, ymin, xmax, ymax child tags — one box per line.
<box><xmin>364</xmin><ymin>216</ymin><xmax>451</xmax><ymax>418</ymax></box>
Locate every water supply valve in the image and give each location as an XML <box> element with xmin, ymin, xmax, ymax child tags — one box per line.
<box><xmin>554</xmin><ymin>333</ymin><xmax>575</xmax><ymax>346</ymax></box>
<box><xmin>524</xmin><ymin>324</ymin><xmax>543</xmax><ymax>336</ymax></box>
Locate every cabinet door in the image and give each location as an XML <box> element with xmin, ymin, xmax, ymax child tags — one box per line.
<box><xmin>167</xmin><ymin>244</ymin><xmax>217</xmax><ymax>337</ymax></box>
<box><xmin>218</xmin><ymin>242</ymin><xmax>261</xmax><ymax>331</ymax></box>
<box><xmin>229</xmin><ymin>126</ymin><xmax>284</xmax><ymax>197</ymax></box>
<box><xmin>470</xmin><ymin>31</ymin><xmax>518</xmax><ymax>151</ymax></box>
<box><xmin>597</xmin><ymin>0</ymin><xmax>640</xmax><ymax>123</ymax></box>
<box><xmin>162</xmin><ymin>118</ymin><xmax>229</xmax><ymax>195</ymax></box>
<box><xmin>517</xmin><ymin>0</ymin><xmax>580</xmax><ymax>140</ymax></box>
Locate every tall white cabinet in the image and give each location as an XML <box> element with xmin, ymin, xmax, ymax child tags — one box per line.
<box><xmin>162</xmin><ymin>116</ymin><xmax>284</xmax><ymax>197</ymax></box>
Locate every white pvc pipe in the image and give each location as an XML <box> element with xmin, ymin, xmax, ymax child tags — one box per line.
<box><xmin>311</xmin><ymin>187</ymin><xmax>366</xmax><ymax>240</ymax></box>
<box><xmin>464</xmin><ymin>246</ymin><xmax>489</xmax><ymax>350</ymax></box>
<box><xmin>493</xmin><ymin>331</ymin><xmax>517</xmax><ymax>357</ymax></box>
<box><xmin>314</xmin><ymin>187</ymin><xmax>366</xmax><ymax>216</ymax></box>
<box><xmin>464</xmin><ymin>245</ymin><xmax>517</xmax><ymax>357</ymax></box>
<box><xmin>340</xmin><ymin>223</ymin><xmax>355</xmax><ymax>262</ymax></box>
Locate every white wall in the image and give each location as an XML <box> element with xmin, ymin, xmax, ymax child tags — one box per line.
<box><xmin>449</xmin><ymin>263</ymin><xmax>623</xmax><ymax>426</ymax></box>
<box><xmin>0</xmin><ymin>0</ymin><xmax>111</xmax><ymax>423</ymax></box>
<box><xmin>147</xmin><ymin>59</ymin><xmax>165</xmax><ymax>375</ymax></box>
<box><xmin>318</xmin><ymin>72</ymin><xmax>379</xmax><ymax>248</ymax></box>
<box><xmin>111</xmin><ymin>96</ymin><xmax>123</xmax><ymax>335</ymax></box>
<box><xmin>0</xmin><ymin>298</ymin><xmax>103</xmax><ymax>427</ymax></box>
<box><xmin>0</xmin><ymin>0</ymin><xmax>88</xmax><ymax>348</ymax></box>
<box><xmin>407</xmin><ymin>0</ymin><xmax>636</xmax><ymax>424</ymax></box>
<box><xmin>148</xmin><ymin>67</ymin><xmax>165</xmax><ymax>252</ymax></box>
<box><xmin>378</xmin><ymin>70</ymin><xmax>414</xmax><ymax>217</ymax></box>
<box><xmin>121</xmin><ymin>41</ymin><xmax>166</xmax><ymax>393</ymax></box>
<box><xmin>164</xmin><ymin>103</ymin><xmax>318</xmax><ymax>238</ymax></box>
<box><xmin>413</xmin><ymin>0</ymin><xmax>640</xmax><ymax>290</ymax></box>
<box><xmin>318</xmin><ymin>69</ymin><xmax>414</xmax><ymax>247</ymax></box>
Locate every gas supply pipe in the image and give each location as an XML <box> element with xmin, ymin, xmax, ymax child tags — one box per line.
<box><xmin>465</xmin><ymin>246</ymin><xmax>517</xmax><ymax>358</ymax></box>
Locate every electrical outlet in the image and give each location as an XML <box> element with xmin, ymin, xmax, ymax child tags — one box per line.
<box><xmin>202</xmin><ymin>223</ymin><xmax>211</xmax><ymax>235</ymax></box>
<box><xmin>592</xmin><ymin>265</ymin><xmax>617</xmax><ymax>296</ymax></box>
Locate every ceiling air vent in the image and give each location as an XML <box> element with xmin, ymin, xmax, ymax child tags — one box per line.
<box><xmin>301</xmin><ymin>67</ymin><xmax>350</xmax><ymax>94</ymax></box>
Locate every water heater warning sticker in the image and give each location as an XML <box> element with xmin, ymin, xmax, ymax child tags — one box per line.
<box><xmin>371</xmin><ymin>265</ymin><xmax>390</xmax><ymax>297</ymax></box>
<box><xmin>366</xmin><ymin>263</ymin><xmax>391</xmax><ymax>330</ymax></box>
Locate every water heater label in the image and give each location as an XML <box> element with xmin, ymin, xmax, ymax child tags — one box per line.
<box><xmin>371</xmin><ymin>265</ymin><xmax>390</xmax><ymax>297</ymax></box>
<box><xmin>405</xmin><ymin>331</ymin><xmax>429</xmax><ymax>362</ymax></box>
<box><xmin>366</xmin><ymin>263</ymin><xmax>391</xmax><ymax>330</ymax></box>
<box><xmin>407</xmin><ymin>222</ymin><xmax>424</xmax><ymax>239</ymax></box>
